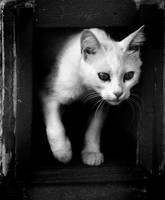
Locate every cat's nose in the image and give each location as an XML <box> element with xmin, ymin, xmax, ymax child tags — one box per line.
<box><xmin>113</xmin><ymin>91</ymin><xmax>123</xmax><ymax>99</ymax></box>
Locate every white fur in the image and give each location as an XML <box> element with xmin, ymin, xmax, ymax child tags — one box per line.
<box><xmin>42</xmin><ymin>27</ymin><xmax>145</xmax><ymax>165</ymax></box>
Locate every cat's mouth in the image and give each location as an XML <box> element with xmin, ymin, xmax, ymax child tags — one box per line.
<box><xmin>106</xmin><ymin>100</ymin><xmax>122</xmax><ymax>106</ymax></box>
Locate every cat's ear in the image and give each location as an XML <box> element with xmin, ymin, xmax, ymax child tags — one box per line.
<box><xmin>119</xmin><ymin>25</ymin><xmax>145</xmax><ymax>52</ymax></box>
<box><xmin>80</xmin><ymin>30</ymin><xmax>101</xmax><ymax>60</ymax></box>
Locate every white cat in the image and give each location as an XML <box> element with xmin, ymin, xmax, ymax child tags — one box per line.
<box><xmin>42</xmin><ymin>26</ymin><xmax>145</xmax><ymax>166</ymax></box>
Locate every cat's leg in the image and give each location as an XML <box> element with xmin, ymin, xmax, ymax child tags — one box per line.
<box><xmin>82</xmin><ymin>109</ymin><xmax>107</xmax><ymax>166</ymax></box>
<box><xmin>43</xmin><ymin>95</ymin><xmax>72</xmax><ymax>163</ymax></box>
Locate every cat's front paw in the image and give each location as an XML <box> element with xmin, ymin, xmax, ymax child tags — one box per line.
<box><xmin>54</xmin><ymin>148</ymin><xmax>72</xmax><ymax>163</ymax></box>
<box><xmin>82</xmin><ymin>152</ymin><xmax>104</xmax><ymax>166</ymax></box>
<box><xmin>50</xmin><ymin>138</ymin><xmax>72</xmax><ymax>163</ymax></box>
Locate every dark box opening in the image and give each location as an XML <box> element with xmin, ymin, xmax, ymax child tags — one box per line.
<box><xmin>31</xmin><ymin>27</ymin><xmax>142</xmax><ymax>167</ymax></box>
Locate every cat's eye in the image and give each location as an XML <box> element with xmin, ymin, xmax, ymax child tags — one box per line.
<box><xmin>123</xmin><ymin>71</ymin><xmax>134</xmax><ymax>82</ymax></box>
<box><xmin>98</xmin><ymin>72</ymin><xmax>110</xmax><ymax>81</ymax></box>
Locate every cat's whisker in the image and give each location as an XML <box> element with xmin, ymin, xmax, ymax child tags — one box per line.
<box><xmin>81</xmin><ymin>91</ymin><xmax>99</xmax><ymax>104</ymax></box>
<box><xmin>83</xmin><ymin>96</ymin><xmax>98</xmax><ymax>104</ymax></box>
<box><xmin>81</xmin><ymin>93</ymin><xmax>97</xmax><ymax>101</ymax></box>
<box><xmin>94</xmin><ymin>99</ymin><xmax>105</xmax><ymax>118</ymax></box>
<box><xmin>92</xmin><ymin>98</ymin><xmax>103</xmax><ymax>109</ymax></box>
<box><xmin>89</xmin><ymin>96</ymin><xmax>100</xmax><ymax>104</ymax></box>
<box><xmin>85</xmin><ymin>91</ymin><xmax>98</xmax><ymax>98</ymax></box>
<box><xmin>94</xmin><ymin>97</ymin><xmax>102</xmax><ymax>105</ymax></box>
<box><xmin>130</xmin><ymin>97</ymin><xmax>142</xmax><ymax>111</ymax></box>
<box><xmin>101</xmin><ymin>100</ymin><xmax>106</xmax><ymax>113</ymax></box>
<box><xmin>127</xmin><ymin>94</ymin><xmax>144</xmax><ymax>129</ymax></box>
<box><xmin>95</xmin><ymin>101</ymin><xmax>102</xmax><ymax>117</ymax></box>
<box><xmin>129</xmin><ymin>97</ymin><xmax>143</xmax><ymax>122</ymax></box>
<box><xmin>131</xmin><ymin>93</ymin><xmax>144</xmax><ymax>108</ymax></box>
<box><xmin>130</xmin><ymin>92</ymin><xmax>144</xmax><ymax>109</ymax></box>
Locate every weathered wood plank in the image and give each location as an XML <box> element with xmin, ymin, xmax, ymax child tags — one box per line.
<box><xmin>137</xmin><ymin>5</ymin><xmax>164</xmax><ymax>174</ymax></box>
<box><xmin>25</xmin><ymin>162</ymin><xmax>148</xmax><ymax>184</ymax></box>
<box><xmin>0</xmin><ymin>8</ymin><xmax>16</xmax><ymax>176</ymax></box>
<box><xmin>15</xmin><ymin>7</ymin><xmax>33</xmax><ymax>179</ymax></box>
<box><xmin>163</xmin><ymin>3</ymin><xmax>165</xmax><ymax>173</ymax></box>
<box><xmin>0</xmin><ymin>0</ymin><xmax>35</xmax><ymax>178</ymax></box>
<box><xmin>36</xmin><ymin>0</ymin><xmax>138</xmax><ymax>28</ymax></box>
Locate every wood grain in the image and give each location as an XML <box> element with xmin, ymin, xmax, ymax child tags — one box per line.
<box><xmin>36</xmin><ymin>0</ymin><xmax>138</xmax><ymax>28</ymax></box>
<box><xmin>15</xmin><ymin>8</ymin><xmax>33</xmax><ymax>178</ymax></box>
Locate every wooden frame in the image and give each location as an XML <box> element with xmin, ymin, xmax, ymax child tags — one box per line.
<box><xmin>0</xmin><ymin>0</ymin><xmax>164</xmax><ymax>180</ymax></box>
<box><xmin>0</xmin><ymin>0</ymin><xmax>34</xmax><ymax>178</ymax></box>
<box><xmin>0</xmin><ymin>0</ymin><xmax>17</xmax><ymax>177</ymax></box>
<box><xmin>33</xmin><ymin>0</ymin><xmax>165</xmax><ymax>175</ymax></box>
<box><xmin>137</xmin><ymin>4</ymin><xmax>164</xmax><ymax>174</ymax></box>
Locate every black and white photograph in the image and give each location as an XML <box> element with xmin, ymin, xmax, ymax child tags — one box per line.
<box><xmin>0</xmin><ymin>0</ymin><xmax>164</xmax><ymax>199</ymax></box>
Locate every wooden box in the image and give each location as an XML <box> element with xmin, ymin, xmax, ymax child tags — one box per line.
<box><xmin>0</xmin><ymin>0</ymin><xmax>164</xmax><ymax>189</ymax></box>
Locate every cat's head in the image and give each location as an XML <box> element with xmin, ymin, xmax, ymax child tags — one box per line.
<box><xmin>79</xmin><ymin>26</ymin><xmax>145</xmax><ymax>105</ymax></box>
